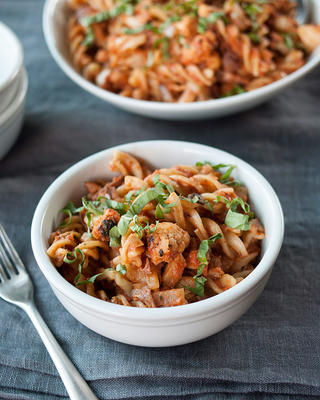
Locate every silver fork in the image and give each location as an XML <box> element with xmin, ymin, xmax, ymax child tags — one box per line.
<box><xmin>0</xmin><ymin>223</ymin><xmax>99</xmax><ymax>400</ymax></box>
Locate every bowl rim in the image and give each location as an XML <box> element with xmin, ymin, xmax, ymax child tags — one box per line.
<box><xmin>0</xmin><ymin>22</ymin><xmax>24</xmax><ymax>94</ymax></box>
<box><xmin>31</xmin><ymin>140</ymin><xmax>284</xmax><ymax>323</ymax></box>
<box><xmin>0</xmin><ymin>68</ymin><xmax>28</xmax><ymax>128</ymax></box>
<box><xmin>43</xmin><ymin>0</ymin><xmax>320</xmax><ymax>114</ymax></box>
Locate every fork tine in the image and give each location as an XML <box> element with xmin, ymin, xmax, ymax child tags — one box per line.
<box><xmin>0</xmin><ymin>241</ymin><xmax>17</xmax><ymax>276</ymax></box>
<box><xmin>0</xmin><ymin>261</ymin><xmax>9</xmax><ymax>282</ymax></box>
<box><xmin>0</xmin><ymin>224</ymin><xmax>25</xmax><ymax>272</ymax></box>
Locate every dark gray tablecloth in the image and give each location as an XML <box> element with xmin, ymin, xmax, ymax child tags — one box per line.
<box><xmin>1</xmin><ymin>1</ymin><xmax>320</xmax><ymax>399</ymax></box>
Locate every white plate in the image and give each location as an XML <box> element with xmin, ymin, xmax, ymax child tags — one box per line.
<box><xmin>43</xmin><ymin>0</ymin><xmax>320</xmax><ymax>120</ymax></box>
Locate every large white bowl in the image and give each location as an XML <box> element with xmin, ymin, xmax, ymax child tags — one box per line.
<box><xmin>0</xmin><ymin>68</ymin><xmax>28</xmax><ymax>160</ymax></box>
<box><xmin>31</xmin><ymin>141</ymin><xmax>284</xmax><ymax>347</ymax></box>
<box><xmin>43</xmin><ymin>0</ymin><xmax>320</xmax><ymax>120</ymax></box>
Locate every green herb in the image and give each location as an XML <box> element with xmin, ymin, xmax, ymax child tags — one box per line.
<box><xmin>153</xmin><ymin>174</ymin><xmax>174</xmax><ymax>194</ymax></box>
<box><xmin>81</xmin><ymin>0</ymin><xmax>138</xmax><ymax>45</ymax></box>
<box><xmin>117</xmin><ymin>188</ymin><xmax>159</xmax><ymax>235</ymax></box>
<box><xmin>178</xmin><ymin>0</ymin><xmax>198</xmax><ymax>16</ymax></box>
<box><xmin>159</xmin><ymin>15</ymin><xmax>181</xmax><ymax>33</ymax></box>
<box><xmin>131</xmin><ymin>188</ymin><xmax>159</xmax><ymax>214</ymax></box>
<box><xmin>153</xmin><ymin>37</ymin><xmax>170</xmax><ymax>59</ymax></box>
<box><xmin>82</xmin><ymin>26</ymin><xmax>95</xmax><ymax>46</ymax></box>
<box><xmin>109</xmin><ymin>225</ymin><xmax>121</xmax><ymax>247</ymax></box>
<box><xmin>63</xmin><ymin>248</ymin><xmax>86</xmax><ymax>285</ymax></box>
<box><xmin>152</xmin><ymin>175</ymin><xmax>176</xmax><ymax>218</ymax></box>
<box><xmin>216</xmin><ymin>196</ymin><xmax>252</xmax><ymax>231</ymax></box>
<box><xmin>86</xmin><ymin>212</ymin><xmax>92</xmax><ymax>237</ymax></box>
<box><xmin>197</xmin><ymin>12</ymin><xmax>226</xmax><ymax>34</ymax></box>
<box><xmin>97</xmin><ymin>197</ymin><xmax>128</xmax><ymax>214</ymax></box>
<box><xmin>60</xmin><ymin>202</ymin><xmax>82</xmax><ymax>227</ymax></box>
<box><xmin>282</xmin><ymin>33</ymin><xmax>293</xmax><ymax>49</ymax></box>
<box><xmin>116</xmin><ymin>264</ymin><xmax>127</xmax><ymax>275</ymax></box>
<box><xmin>197</xmin><ymin>234</ymin><xmax>222</xmax><ymax>268</ymax></box>
<box><xmin>195</xmin><ymin>162</ymin><xmax>241</xmax><ymax>186</ymax></box>
<box><xmin>82</xmin><ymin>197</ymin><xmax>103</xmax><ymax>216</ymax></box>
<box><xmin>207</xmin><ymin>11</ymin><xmax>227</xmax><ymax>24</ymax></box>
<box><xmin>221</xmin><ymin>85</ymin><xmax>246</xmax><ymax>97</ymax></box>
<box><xmin>76</xmin><ymin>268</ymin><xmax>114</xmax><ymax>286</ymax></box>
<box><xmin>197</xmin><ymin>17</ymin><xmax>207</xmax><ymax>34</ymax></box>
<box><xmin>131</xmin><ymin>216</ymin><xmax>159</xmax><ymax>238</ymax></box>
<box><xmin>125</xmin><ymin>187</ymin><xmax>146</xmax><ymax>202</ymax></box>
<box><xmin>242</xmin><ymin>3</ymin><xmax>262</xmax><ymax>18</ymax></box>
<box><xmin>184</xmin><ymin>233</ymin><xmax>222</xmax><ymax>297</ymax></box>
<box><xmin>225</xmin><ymin>208</ymin><xmax>250</xmax><ymax>230</ymax></box>
<box><xmin>123</xmin><ymin>23</ymin><xmax>160</xmax><ymax>34</ymax></box>
<box><xmin>247</xmin><ymin>32</ymin><xmax>260</xmax><ymax>43</ymax></box>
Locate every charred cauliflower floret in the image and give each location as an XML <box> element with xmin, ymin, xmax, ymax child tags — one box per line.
<box><xmin>92</xmin><ymin>209</ymin><xmax>120</xmax><ymax>242</ymax></box>
<box><xmin>146</xmin><ymin>222</ymin><xmax>190</xmax><ymax>265</ymax></box>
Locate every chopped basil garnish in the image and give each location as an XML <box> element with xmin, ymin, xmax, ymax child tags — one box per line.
<box><xmin>159</xmin><ymin>15</ymin><xmax>181</xmax><ymax>32</ymax></box>
<box><xmin>242</xmin><ymin>3</ymin><xmax>262</xmax><ymax>18</ymax></box>
<box><xmin>76</xmin><ymin>268</ymin><xmax>114</xmax><ymax>286</ymax></box>
<box><xmin>63</xmin><ymin>248</ymin><xmax>86</xmax><ymax>285</ymax></box>
<box><xmin>117</xmin><ymin>188</ymin><xmax>159</xmax><ymax>235</ymax></box>
<box><xmin>216</xmin><ymin>196</ymin><xmax>252</xmax><ymax>231</ymax></box>
<box><xmin>123</xmin><ymin>23</ymin><xmax>159</xmax><ymax>34</ymax></box>
<box><xmin>248</xmin><ymin>32</ymin><xmax>260</xmax><ymax>43</ymax></box>
<box><xmin>195</xmin><ymin>162</ymin><xmax>241</xmax><ymax>186</ymax></box>
<box><xmin>282</xmin><ymin>33</ymin><xmax>293</xmax><ymax>49</ymax></box>
<box><xmin>116</xmin><ymin>264</ymin><xmax>127</xmax><ymax>275</ymax></box>
<box><xmin>131</xmin><ymin>216</ymin><xmax>159</xmax><ymax>238</ymax></box>
<box><xmin>197</xmin><ymin>11</ymin><xmax>226</xmax><ymax>34</ymax></box>
<box><xmin>221</xmin><ymin>85</ymin><xmax>246</xmax><ymax>97</ymax></box>
<box><xmin>109</xmin><ymin>225</ymin><xmax>121</xmax><ymax>247</ymax></box>
<box><xmin>98</xmin><ymin>197</ymin><xmax>128</xmax><ymax>214</ymax></box>
<box><xmin>82</xmin><ymin>197</ymin><xmax>103</xmax><ymax>216</ymax></box>
<box><xmin>60</xmin><ymin>202</ymin><xmax>83</xmax><ymax>227</ymax></box>
<box><xmin>86</xmin><ymin>212</ymin><xmax>93</xmax><ymax>237</ymax></box>
<box><xmin>225</xmin><ymin>208</ymin><xmax>250</xmax><ymax>231</ymax></box>
<box><xmin>131</xmin><ymin>188</ymin><xmax>159</xmax><ymax>214</ymax></box>
<box><xmin>184</xmin><ymin>233</ymin><xmax>222</xmax><ymax>297</ymax></box>
<box><xmin>125</xmin><ymin>186</ymin><xmax>146</xmax><ymax>203</ymax></box>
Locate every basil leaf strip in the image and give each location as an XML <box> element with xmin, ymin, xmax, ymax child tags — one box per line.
<box><xmin>216</xmin><ymin>196</ymin><xmax>252</xmax><ymax>231</ymax></box>
<box><xmin>225</xmin><ymin>209</ymin><xmax>250</xmax><ymax>231</ymax></box>
<box><xmin>63</xmin><ymin>248</ymin><xmax>86</xmax><ymax>285</ymax></box>
<box><xmin>82</xmin><ymin>197</ymin><xmax>103</xmax><ymax>216</ymax></box>
<box><xmin>98</xmin><ymin>197</ymin><xmax>128</xmax><ymax>214</ymax></box>
<box><xmin>60</xmin><ymin>202</ymin><xmax>83</xmax><ymax>227</ymax></box>
<box><xmin>184</xmin><ymin>233</ymin><xmax>222</xmax><ymax>297</ymax></box>
<box><xmin>109</xmin><ymin>225</ymin><xmax>121</xmax><ymax>247</ymax></box>
<box><xmin>77</xmin><ymin>268</ymin><xmax>114</xmax><ymax>286</ymax></box>
<box><xmin>116</xmin><ymin>264</ymin><xmax>127</xmax><ymax>275</ymax></box>
<box><xmin>131</xmin><ymin>188</ymin><xmax>159</xmax><ymax>214</ymax></box>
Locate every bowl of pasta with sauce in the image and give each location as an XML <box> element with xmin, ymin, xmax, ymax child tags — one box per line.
<box><xmin>31</xmin><ymin>141</ymin><xmax>284</xmax><ymax>347</ymax></box>
<box><xmin>43</xmin><ymin>0</ymin><xmax>320</xmax><ymax>120</ymax></box>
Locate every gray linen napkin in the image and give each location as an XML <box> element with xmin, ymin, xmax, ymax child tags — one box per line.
<box><xmin>1</xmin><ymin>1</ymin><xmax>320</xmax><ymax>399</ymax></box>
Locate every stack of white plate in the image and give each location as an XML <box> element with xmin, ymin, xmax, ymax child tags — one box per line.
<box><xmin>0</xmin><ymin>22</ymin><xmax>28</xmax><ymax>160</ymax></box>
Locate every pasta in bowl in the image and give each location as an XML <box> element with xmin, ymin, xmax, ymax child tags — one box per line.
<box><xmin>47</xmin><ymin>151</ymin><xmax>265</xmax><ymax>308</ymax></box>
<box><xmin>43</xmin><ymin>0</ymin><xmax>320</xmax><ymax>119</ymax></box>
<box><xmin>31</xmin><ymin>141</ymin><xmax>284</xmax><ymax>346</ymax></box>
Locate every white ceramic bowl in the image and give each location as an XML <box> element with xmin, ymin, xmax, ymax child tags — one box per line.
<box><xmin>0</xmin><ymin>22</ymin><xmax>24</xmax><ymax>115</ymax></box>
<box><xmin>0</xmin><ymin>68</ymin><xmax>28</xmax><ymax>160</ymax></box>
<box><xmin>31</xmin><ymin>141</ymin><xmax>284</xmax><ymax>347</ymax></box>
<box><xmin>43</xmin><ymin>0</ymin><xmax>320</xmax><ymax>120</ymax></box>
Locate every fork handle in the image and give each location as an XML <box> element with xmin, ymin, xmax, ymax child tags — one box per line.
<box><xmin>22</xmin><ymin>301</ymin><xmax>99</xmax><ymax>400</ymax></box>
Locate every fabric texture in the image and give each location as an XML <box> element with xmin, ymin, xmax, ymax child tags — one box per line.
<box><xmin>1</xmin><ymin>1</ymin><xmax>320</xmax><ymax>399</ymax></box>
